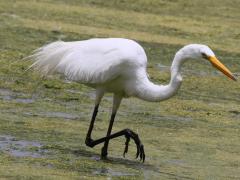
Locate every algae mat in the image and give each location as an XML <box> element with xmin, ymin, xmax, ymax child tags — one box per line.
<box><xmin>0</xmin><ymin>0</ymin><xmax>240</xmax><ymax>179</ymax></box>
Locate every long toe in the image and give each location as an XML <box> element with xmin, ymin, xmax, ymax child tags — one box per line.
<box><xmin>136</xmin><ymin>145</ymin><xmax>140</xmax><ymax>159</ymax></box>
<box><xmin>119</xmin><ymin>129</ymin><xmax>146</xmax><ymax>162</ymax></box>
<box><xmin>123</xmin><ymin>135</ymin><xmax>130</xmax><ymax>157</ymax></box>
<box><xmin>140</xmin><ymin>144</ymin><xmax>145</xmax><ymax>162</ymax></box>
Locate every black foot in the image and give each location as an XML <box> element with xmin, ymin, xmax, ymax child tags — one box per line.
<box><xmin>123</xmin><ymin>129</ymin><xmax>145</xmax><ymax>162</ymax></box>
<box><xmin>101</xmin><ymin>146</ymin><xmax>108</xmax><ymax>158</ymax></box>
<box><xmin>85</xmin><ymin>129</ymin><xmax>145</xmax><ymax>162</ymax></box>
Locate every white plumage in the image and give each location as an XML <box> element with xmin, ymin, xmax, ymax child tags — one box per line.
<box><xmin>29</xmin><ymin>38</ymin><xmax>236</xmax><ymax>162</ymax></box>
<box><xmin>30</xmin><ymin>38</ymin><xmax>146</xmax><ymax>82</ymax></box>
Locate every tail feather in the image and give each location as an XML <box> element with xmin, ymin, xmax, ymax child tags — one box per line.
<box><xmin>28</xmin><ymin>41</ymin><xmax>71</xmax><ymax>76</ymax></box>
<box><xmin>27</xmin><ymin>39</ymin><xmax>125</xmax><ymax>84</ymax></box>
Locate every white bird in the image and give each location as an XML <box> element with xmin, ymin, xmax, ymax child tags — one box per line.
<box><xmin>29</xmin><ymin>38</ymin><xmax>236</xmax><ymax>162</ymax></box>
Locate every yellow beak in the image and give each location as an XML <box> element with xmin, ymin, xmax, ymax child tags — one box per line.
<box><xmin>208</xmin><ymin>56</ymin><xmax>237</xmax><ymax>81</ymax></box>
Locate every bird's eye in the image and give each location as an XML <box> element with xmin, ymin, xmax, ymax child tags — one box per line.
<box><xmin>201</xmin><ymin>52</ymin><xmax>208</xmax><ymax>59</ymax></box>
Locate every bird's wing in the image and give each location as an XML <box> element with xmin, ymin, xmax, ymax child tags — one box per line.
<box><xmin>29</xmin><ymin>39</ymin><xmax>147</xmax><ymax>84</ymax></box>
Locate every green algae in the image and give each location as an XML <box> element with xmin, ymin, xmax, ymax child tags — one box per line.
<box><xmin>0</xmin><ymin>0</ymin><xmax>240</xmax><ymax>179</ymax></box>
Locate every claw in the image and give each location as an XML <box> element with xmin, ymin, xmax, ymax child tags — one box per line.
<box><xmin>135</xmin><ymin>145</ymin><xmax>140</xmax><ymax>159</ymax></box>
<box><xmin>140</xmin><ymin>152</ymin><xmax>142</xmax><ymax>160</ymax></box>
<box><xmin>140</xmin><ymin>145</ymin><xmax>145</xmax><ymax>162</ymax></box>
<box><xmin>142</xmin><ymin>145</ymin><xmax>145</xmax><ymax>162</ymax></box>
<box><xmin>123</xmin><ymin>135</ymin><xmax>130</xmax><ymax>157</ymax></box>
<box><xmin>122</xmin><ymin>129</ymin><xmax>146</xmax><ymax>162</ymax></box>
<box><xmin>142</xmin><ymin>152</ymin><xmax>145</xmax><ymax>162</ymax></box>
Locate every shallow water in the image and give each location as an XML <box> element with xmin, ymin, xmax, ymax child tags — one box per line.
<box><xmin>0</xmin><ymin>135</ymin><xmax>46</xmax><ymax>158</ymax></box>
<box><xmin>15</xmin><ymin>98</ymin><xmax>35</xmax><ymax>103</ymax></box>
<box><xmin>0</xmin><ymin>88</ymin><xmax>35</xmax><ymax>104</ymax></box>
<box><xmin>92</xmin><ymin>167</ymin><xmax>136</xmax><ymax>177</ymax></box>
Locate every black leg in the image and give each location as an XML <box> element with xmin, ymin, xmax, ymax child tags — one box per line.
<box><xmin>100</xmin><ymin>94</ymin><xmax>122</xmax><ymax>159</ymax></box>
<box><xmin>101</xmin><ymin>112</ymin><xmax>116</xmax><ymax>158</ymax></box>
<box><xmin>85</xmin><ymin>94</ymin><xmax>145</xmax><ymax>162</ymax></box>
<box><xmin>85</xmin><ymin>104</ymin><xmax>99</xmax><ymax>147</ymax></box>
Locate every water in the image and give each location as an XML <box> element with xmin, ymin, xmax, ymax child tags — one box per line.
<box><xmin>0</xmin><ymin>88</ymin><xmax>35</xmax><ymax>104</ymax></box>
<box><xmin>92</xmin><ymin>167</ymin><xmax>136</xmax><ymax>177</ymax></box>
<box><xmin>0</xmin><ymin>135</ymin><xmax>46</xmax><ymax>158</ymax></box>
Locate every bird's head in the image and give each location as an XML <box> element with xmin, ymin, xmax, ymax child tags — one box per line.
<box><xmin>179</xmin><ymin>44</ymin><xmax>237</xmax><ymax>81</ymax></box>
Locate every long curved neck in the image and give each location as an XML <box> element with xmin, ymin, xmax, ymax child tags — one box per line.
<box><xmin>136</xmin><ymin>51</ymin><xmax>185</xmax><ymax>102</ymax></box>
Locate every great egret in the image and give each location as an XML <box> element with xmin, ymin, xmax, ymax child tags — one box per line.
<box><xmin>29</xmin><ymin>38</ymin><xmax>236</xmax><ymax>162</ymax></box>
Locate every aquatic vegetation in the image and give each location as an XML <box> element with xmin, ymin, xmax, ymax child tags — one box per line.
<box><xmin>0</xmin><ymin>0</ymin><xmax>239</xmax><ymax>179</ymax></box>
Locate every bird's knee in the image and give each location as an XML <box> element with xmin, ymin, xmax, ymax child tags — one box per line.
<box><xmin>85</xmin><ymin>137</ymin><xmax>94</xmax><ymax>147</ymax></box>
<box><xmin>124</xmin><ymin>128</ymin><xmax>132</xmax><ymax>134</ymax></box>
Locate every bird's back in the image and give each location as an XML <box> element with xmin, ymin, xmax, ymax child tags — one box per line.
<box><xmin>30</xmin><ymin>38</ymin><xmax>147</xmax><ymax>85</ymax></box>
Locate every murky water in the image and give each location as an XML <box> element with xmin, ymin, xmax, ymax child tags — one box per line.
<box><xmin>0</xmin><ymin>135</ymin><xmax>46</xmax><ymax>158</ymax></box>
<box><xmin>0</xmin><ymin>88</ymin><xmax>35</xmax><ymax>104</ymax></box>
<box><xmin>92</xmin><ymin>167</ymin><xmax>136</xmax><ymax>177</ymax></box>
